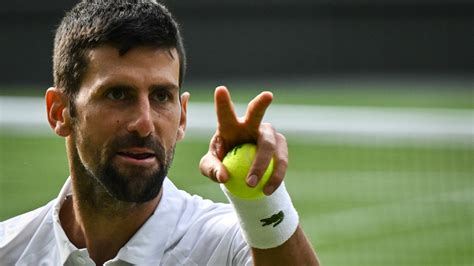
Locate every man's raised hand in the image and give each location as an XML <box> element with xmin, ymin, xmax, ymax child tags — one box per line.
<box><xmin>199</xmin><ymin>86</ymin><xmax>288</xmax><ymax>195</ymax></box>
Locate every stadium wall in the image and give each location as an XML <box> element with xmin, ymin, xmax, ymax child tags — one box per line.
<box><xmin>0</xmin><ymin>0</ymin><xmax>472</xmax><ymax>86</ymax></box>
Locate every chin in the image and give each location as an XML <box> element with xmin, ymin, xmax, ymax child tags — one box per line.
<box><xmin>98</xmin><ymin>165</ymin><xmax>168</xmax><ymax>203</ymax></box>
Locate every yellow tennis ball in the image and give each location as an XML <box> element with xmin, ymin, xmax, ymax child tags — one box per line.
<box><xmin>222</xmin><ymin>143</ymin><xmax>274</xmax><ymax>199</ymax></box>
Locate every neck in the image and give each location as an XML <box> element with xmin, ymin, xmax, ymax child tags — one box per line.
<box><xmin>60</xmin><ymin>163</ymin><xmax>162</xmax><ymax>265</ymax></box>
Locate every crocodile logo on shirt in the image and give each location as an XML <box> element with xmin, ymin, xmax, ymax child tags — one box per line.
<box><xmin>260</xmin><ymin>210</ymin><xmax>284</xmax><ymax>227</ymax></box>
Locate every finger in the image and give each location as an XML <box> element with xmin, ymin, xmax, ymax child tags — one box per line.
<box><xmin>214</xmin><ymin>86</ymin><xmax>238</xmax><ymax>130</ymax></box>
<box><xmin>264</xmin><ymin>133</ymin><xmax>288</xmax><ymax>195</ymax></box>
<box><xmin>247</xmin><ymin>123</ymin><xmax>277</xmax><ymax>187</ymax></box>
<box><xmin>199</xmin><ymin>152</ymin><xmax>229</xmax><ymax>183</ymax></box>
<box><xmin>209</xmin><ymin>133</ymin><xmax>227</xmax><ymax>161</ymax></box>
<box><xmin>244</xmin><ymin>91</ymin><xmax>273</xmax><ymax>130</ymax></box>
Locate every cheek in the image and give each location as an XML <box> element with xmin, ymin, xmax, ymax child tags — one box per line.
<box><xmin>73</xmin><ymin>116</ymin><xmax>113</xmax><ymax>167</ymax></box>
<box><xmin>159</xmin><ymin>110</ymin><xmax>181</xmax><ymax>140</ymax></box>
<box><xmin>75</xmin><ymin>125</ymin><xmax>100</xmax><ymax>162</ymax></box>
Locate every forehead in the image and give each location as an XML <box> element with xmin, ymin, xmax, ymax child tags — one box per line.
<box><xmin>80</xmin><ymin>44</ymin><xmax>180</xmax><ymax>90</ymax></box>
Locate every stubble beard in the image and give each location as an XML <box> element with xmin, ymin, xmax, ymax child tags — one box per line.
<box><xmin>71</xmin><ymin>132</ymin><xmax>175</xmax><ymax>205</ymax></box>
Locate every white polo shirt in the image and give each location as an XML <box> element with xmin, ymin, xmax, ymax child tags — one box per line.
<box><xmin>0</xmin><ymin>177</ymin><xmax>252</xmax><ymax>265</ymax></box>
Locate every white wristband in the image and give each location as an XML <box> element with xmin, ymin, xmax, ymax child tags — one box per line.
<box><xmin>221</xmin><ymin>182</ymin><xmax>299</xmax><ymax>249</ymax></box>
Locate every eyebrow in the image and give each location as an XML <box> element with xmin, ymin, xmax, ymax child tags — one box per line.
<box><xmin>149</xmin><ymin>83</ymin><xmax>179</xmax><ymax>93</ymax></box>
<box><xmin>94</xmin><ymin>80</ymin><xmax>179</xmax><ymax>95</ymax></box>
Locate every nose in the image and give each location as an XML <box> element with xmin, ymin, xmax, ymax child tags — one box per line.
<box><xmin>127</xmin><ymin>97</ymin><xmax>154</xmax><ymax>137</ymax></box>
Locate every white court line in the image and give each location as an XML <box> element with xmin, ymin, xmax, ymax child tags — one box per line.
<box><xmin>1</xmin><ymin>96</ymin><xmax>473</xmax><ymax>145</ymax></box>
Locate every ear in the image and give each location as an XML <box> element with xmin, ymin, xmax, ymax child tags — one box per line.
<box><xmin>45</xmin><ymin>87</ymin><xmax>72</xmax><ymax>137</ymax></box>
<box><xmin>176</xmin><ymin>92</ymin><xmax>189</xmax><ymax>141</ymax></box>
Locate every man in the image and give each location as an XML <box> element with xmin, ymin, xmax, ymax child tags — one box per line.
<box><xmin>0</xmin><ymin>0</ymin><xmax>319</xmax><ymax>265</ymax></box>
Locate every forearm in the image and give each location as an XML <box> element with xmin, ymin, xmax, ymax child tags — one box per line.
<box><xmin>251</xmin><ymin>226</ymin><xmax>320</xmax><ymax>266</ymax></box>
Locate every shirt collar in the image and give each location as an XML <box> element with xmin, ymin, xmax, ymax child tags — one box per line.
<box><xmin>52</xmin><ymin>177</ymin><xmax>182</xmax><ymax>265</ymax></box>
<box><xmin>114</xmin><ymin>177</ymin><xmax>181</xmax><ymax>265</ymax></box>
<box><xmin>52</xmin><ymin>177</ymin><xmax>78</xmax><ymax>265</ymax></box>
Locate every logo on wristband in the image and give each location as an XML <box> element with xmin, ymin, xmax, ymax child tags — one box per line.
<box><xmin>260</xmin><ymin>210</ymin><xmax>284</xmax><ymax>227</ymax></box>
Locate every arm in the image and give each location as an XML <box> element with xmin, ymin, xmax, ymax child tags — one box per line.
<box><xmin>200</xmin><ymin>86</ymin><xmax>320</xmax><ymax>265</ymax></box>
<box><xmin>252</xmin><ymin>226</ymin><xmax>320</xmax><ymax>266</ymax></box>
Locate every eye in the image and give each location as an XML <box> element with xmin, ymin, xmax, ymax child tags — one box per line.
<box><xmin>106</xmin><ymin>88</ymin><xmax>127</xmax><ymax>100</ymax></box>
<box><xmin>151</xmin><ymin>89</ymin><xmax>170</xmax><ymax>103</ymax></box>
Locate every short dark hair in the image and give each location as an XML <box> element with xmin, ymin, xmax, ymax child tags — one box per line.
<box><xmin>53</xmin><ymin>0</ymin><xmax>186</xmax><ymax>101</ymax></box>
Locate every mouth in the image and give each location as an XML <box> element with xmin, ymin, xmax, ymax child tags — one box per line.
<box><xmin>117</xmin><ymin>151</ymin><xmax>155</xmax><ymax>160</ymax></box>
<box><xmin>116</xmin><ymin>148</ymin><xmax>157</xmax><ymax>165</ymax></box>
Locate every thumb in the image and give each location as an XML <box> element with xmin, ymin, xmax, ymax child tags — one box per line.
<box><xmin>199</xmin><ymin>152</ymin><xmax>229</xmax><ymax>183</ymax></box>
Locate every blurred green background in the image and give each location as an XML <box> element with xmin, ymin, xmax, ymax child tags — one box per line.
<box><xmin>1</xmin><ymin>1</ymin><xmax>473</xmax><ymax>265</ymax></box>
<box><xmin>1</xmin><ymin>85</ymin><xmax>472</xmax><ymax>265</ymax></box>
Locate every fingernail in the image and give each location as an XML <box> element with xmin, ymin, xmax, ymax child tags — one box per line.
<box><xmin>264</xmin><ymin>185</ymin><xmax>274</xmax><ymax>195</ymax></box>
<box><xmin>247</xmin><ymin>175</ymin><xmax>258</xmax><ymax>187</ymax></box>
<box><xmin>215</xmin><ymin>170</ymin><xmax>222</xmax><ymax>183</ymax></box>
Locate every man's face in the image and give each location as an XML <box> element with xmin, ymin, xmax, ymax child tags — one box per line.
<box><xmin>69</xmin><ymin>45</ymin><xmax>185</xmax><ymax>203</ymax></box>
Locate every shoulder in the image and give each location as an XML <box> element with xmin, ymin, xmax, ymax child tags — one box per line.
<box><xmin>0</xmin><ymin>200</ymin><xmax>56</xmax><ymax>264</ymax></box>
